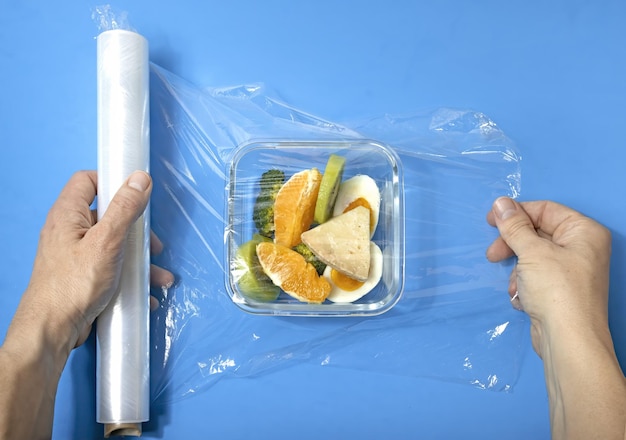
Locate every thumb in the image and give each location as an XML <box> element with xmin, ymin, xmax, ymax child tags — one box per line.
<box><xmin>491</xmin><ymin>197</ymin><xmax>539</xmax><ymax>256</ymax></box>
<box><xmin>94</xmin><ymin>171</ymin><xmax>152</xmax><ymax>250</ymax></box>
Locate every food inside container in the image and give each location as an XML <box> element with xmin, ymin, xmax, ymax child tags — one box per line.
<box><xmin>226</xmin><ymin>140</ymin><xmax>404</xmax><ymax>317</ymax></box>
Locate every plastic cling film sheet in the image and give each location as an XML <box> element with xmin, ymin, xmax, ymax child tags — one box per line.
<box><xmin>146</xmin><ymin>62</ymin><xmax>527</xmax><ymax>406</ymax></box>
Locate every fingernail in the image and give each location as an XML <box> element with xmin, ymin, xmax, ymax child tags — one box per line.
<box><xmin>128</xmin><ymin>171</ymin><xmax>151</xmax><ymax>192</ymax></box>
<box><xmin>494</xmin><ymin>197</ymin><xmax>516</xmax><ymax>220</ymax></box>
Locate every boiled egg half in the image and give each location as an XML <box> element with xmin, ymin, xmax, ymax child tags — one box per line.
<box><xmin>332</xmin><ymin>174</ymin><xmax>380</xmax><ymax>237</ymax></box>
<box><xmin>324</xmin><ymin>242</ymin><xmax>383</xmax><ymax>303</ymax></box>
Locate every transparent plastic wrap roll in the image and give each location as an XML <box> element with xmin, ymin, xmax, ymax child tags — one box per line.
<box><xmin>95</xmin><ymin>29</ymin><xmax>150</xmax><ymax>438</ymax></box>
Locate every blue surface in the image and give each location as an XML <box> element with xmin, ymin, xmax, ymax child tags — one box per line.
<box><xmin>1</xmin><ymin>1</ymin><xmax>624</xmax><ymax>439</ymax></box>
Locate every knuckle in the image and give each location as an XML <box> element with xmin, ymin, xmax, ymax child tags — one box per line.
<box><xmin>40</xmin><ymin>206</ymin><xmax>71</xmax><ymax>242</ymax></box>
<box><xmin>503</xmin><ymin>216</ymin><xmax>532</xmax><ymax>238</ymax></box>
<box><xmin>597</xmin><ymin>224</ymin><xmax>612</xmax><ymax>246</ymax></box>
<box><xmin>91</xmin><ymin>220</ymin><xmax>124</xmax><ymax>255</ymax></box>
<box><xmin>568</xmin><ymin>216</ymin><xmax>612</xmax><ymax>262</ymax></box>
<box><xmin>578</xmin><ymin>217</ymin><xmax>612</xmax><ymax>245</ymax></box>
<box><xmin>591</xmin><ymin>221</ymin><xmax>612</xmax><ymax>256</ymax></box>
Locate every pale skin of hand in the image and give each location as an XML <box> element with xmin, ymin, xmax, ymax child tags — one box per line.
<box><xmin>487</xmin><ymin>197</ymin><xmax>626</xmax><ymax>440</ymax></box>
<box><xmin>0</xmin><ymin>170</ymin><xmax>174</xmax><ymax>440</ymax></box>
<box><xmin>2</xmin><ymin>177</ymin><xmax>623</xmax><ymax>440</ymax></box>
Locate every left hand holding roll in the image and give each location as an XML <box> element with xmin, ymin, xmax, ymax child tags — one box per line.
<box><xmin>20</xmin><ymin>170</ymin><xmax>173</xmax><ymax>349</ymax></box>
<box><xmin>0</xmin><ymin>170</ymin><xmax>174</xmax><ymax>439</ymax></box>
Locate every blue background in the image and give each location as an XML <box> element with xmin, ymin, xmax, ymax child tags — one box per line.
<box><xmin>1</xmin><ymin>1</ymin><xmax>624</xmax><ymax>439</ymax></box>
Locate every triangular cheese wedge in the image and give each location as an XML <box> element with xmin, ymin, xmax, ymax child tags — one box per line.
<box><xmin>300</xmin><ymin>206</ymin><xmax>371</xmax><ymax>281</ymax></box>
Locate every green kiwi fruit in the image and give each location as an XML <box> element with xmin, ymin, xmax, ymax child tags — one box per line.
<box><xmin>235</xmin><ymin>234</ymin><xmax>280</xmax><ymax>301</ymax></box>
<box><xmin>314</xmin><ymin>154</ymin><xmax>346</xmax><ymax>224</ymax></box>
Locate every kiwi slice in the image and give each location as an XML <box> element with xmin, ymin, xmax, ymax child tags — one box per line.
<box><xmin>235</xmin><ymin>234</ymin><xmax>281</xmax><ymax>301</ymax></box>
<box><xmin>314</xmin><ymin>154</ymin><xmax>346</xmax><ymax>224</ymax></box>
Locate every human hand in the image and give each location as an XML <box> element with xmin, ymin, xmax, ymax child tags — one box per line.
<box><xmin>486</xmin><ymin>197</ymin><xmax>612</xmax><ymax>357</ymax></box>
<box><xmin>149</xmin><ymin>230</ymin><xmax>176</xmax><ymax>312</ymax></box>
<box><xmin>8</xmin><ymin>170</ymin><xmax>173</xmax><ymax>353</ymax></box>
<box><xmin>0</xmin><ymin>170</ymin><xmax>174</xmax><ymax>440</ymax></box>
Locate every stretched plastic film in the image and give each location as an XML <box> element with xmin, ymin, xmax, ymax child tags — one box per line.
<box><xmin>146</xmin><ymin>64</ymin><xmax>527</xmax><ymax>405</ymax></box>
<box><xmin>95</xmin><ymin>28</ymin><xmax>150</xmax><ymax>437</ymax></box>
<box><xmin>92</xmin><ymin>4</ymin><xmax>526</xmax><ymax>414</ymax></box>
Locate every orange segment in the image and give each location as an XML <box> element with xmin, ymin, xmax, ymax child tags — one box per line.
<box><xmin>273</xmin><ymin>168</ymin><xmax>322</xmax><ymax>248</ymax></box>
<box><xmin>256</xmin><ymin>241</ymin><xmax>331</xmax><ymax>303</ymax></box>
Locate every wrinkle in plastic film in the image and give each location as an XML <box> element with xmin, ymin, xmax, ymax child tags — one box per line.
<box><xmin>147</xmin><ymin>63</ymin><xmax>527</xmax><ymax>404</ymax></box>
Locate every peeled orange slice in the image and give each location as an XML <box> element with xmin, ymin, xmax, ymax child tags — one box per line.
<box><xmin>273</xmin><ymin>168</ymin><xmax>322</xmax><ymax>248</ymax></box>
<box><xmin>256</xmin><ymin>241</ymin><xmax>331</xmax><ymax>303</ymax></box>
<box><xmin>234</xmin><ymin>234</ymin><xmax>280</xmax><ymax>302</ymax></box>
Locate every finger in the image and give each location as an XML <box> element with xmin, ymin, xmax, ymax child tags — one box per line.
<box><xmin>487</xmin><ymin>202</ymin><xmax>553</xmax><ymax>259</ymax></box>
<box><xmin>486</xmin><ymin>209</ymin><xmax>496</xmax><ymax>227</ymax></box>
<box><xmin>510</xmin><ymin>292</ymin><xmax>523</xmax><ymax>311</ymax></box>
<box><xmin>520</xmin><ymin>200</ymin><xmax>610</xmax><ymax>251</ymax></box>
<box><xmin>518</xmin><ymin>200</ymin><xmax>579</xmax><ymax>237</ymax></box>
<box><xmin>54</xmin><ymin>170</ymin><xmax>98</xmax><ymax>212</ymax></box>
<box><xmin>536</xmin><ymin>229</ymin><xmax>553</xmax><ymax>241</ymax></box>
<box><xmin>150</xmin><ymin>296</ymin><xmax>159</xmax><ymax>312</ymax></box>
<box><xmin>490</xmin><ymin>197</ymin><xmax>540</xmax><ymax>256</ymax></box>
<box><xmin>508</xmin><ymin>265</ymin><xmax>518</xmax><ymax>298</ymax></box>
<box><xmin>75</xmin><ymin>324</ymin><xmax>93</xmax><ymax>348</ymax></box>
<box><xmin>46</xmin><ymin>171</ymin><xmax>99</xmax><ymax>234</ymax></box>
<box><xmin>486</xmin><ymin>204</ymin><xmax>514</xmax><ymax>261</ymax></box>
<box><xmin>508</xmin><ymin>265</ymin><xmax>522</xmax><ymax>311</ymax></box>
<box><xmin>151</xmin><ymin>264</ymin><xmax>174</xmax><ymax>288</ymax></box>
<box><xmin>489</xmin><ymin>201</ymin><xmax>560</xmax><ymax>240</ymax></box>
<box><xmin>151</xmin><ymin>231</ymin><xmax>164</xmax><ymax>255</ymax></box>
<box><xmin>486</xmin><ymin>236</ymin><xmax>515</xmax><ymax>262</ymax></box>
<box><xmin>88</xmin><ymin>171</ymin><xmax>152</xmax><ymax>252</ymax></box>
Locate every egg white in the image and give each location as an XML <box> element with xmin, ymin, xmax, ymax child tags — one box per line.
<box><xmin>325</xmin><ymin>242</ymin><xmax>383</xmax><ymax>303</ymax></box>
<box><xmin>332</xmin><ymin>174</ymin><xmax>380</xmax><ymax>237</ymax></box>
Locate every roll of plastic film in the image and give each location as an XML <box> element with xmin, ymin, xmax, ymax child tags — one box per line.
<box><xmin>96</xmin><ymin>29</ymin><xmax>150</xmax><ymax>438</ymax></box>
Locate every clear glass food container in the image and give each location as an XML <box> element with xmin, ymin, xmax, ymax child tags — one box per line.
<box><xmin>226</xmin><ymin>140</ymin><xmax>404</xmax><ymax>316</ymax></box>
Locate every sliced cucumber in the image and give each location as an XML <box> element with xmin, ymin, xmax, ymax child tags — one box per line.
<box><xmin>314</xmin><ymin>154</ymin><xmax>346</xmax><ymax>224</ymax></box>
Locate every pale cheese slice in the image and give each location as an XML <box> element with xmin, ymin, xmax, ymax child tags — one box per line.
<box><xmin>300</xmin><ymin>206</ymin><xmax>371</xmax><ymax>281</ymax></box>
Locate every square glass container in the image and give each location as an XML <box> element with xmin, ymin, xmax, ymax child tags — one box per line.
<box><xmin>226</xmin><ymin>140</ymin><xmax>404</xmax><ymax>316</ymax></box>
